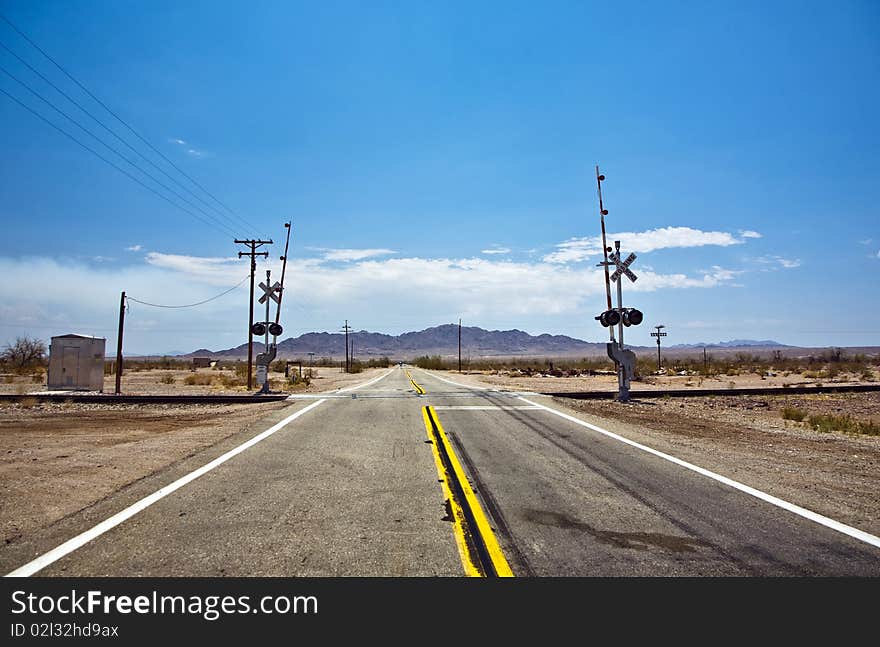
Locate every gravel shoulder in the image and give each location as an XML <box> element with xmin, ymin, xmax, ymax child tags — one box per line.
<box><xmin>0</xmin><ymin>366</ymin><xmax>390</xmax><ymax>396</ymax></box>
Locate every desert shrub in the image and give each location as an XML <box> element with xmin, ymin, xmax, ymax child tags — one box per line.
<box><xmin>413</xmin><ymin>355</ymin><xmax>446</xmax><ymax>370</ymax></box>
<box><xmin>287</xmin><ymin>372</ymin><xmax>312</xmax><ymax>387</ymax></box>
<box><xmin>781</xmin><ymin>407</ymin><xmax>807</xmax><ymax>422</ymax></box>
<box><xmin>366</xmin><ymin>356</ymin><xmax>391</xmax><ymax>368</ymax></box>
<box><xmin>808</xmin><ymin>413</ymin><xmax>853</xmax><ymax>434</ymax></box>
<box><xmin>861</xmin><ymin>420</ymin><xmax>880</xmax><ymax>436</ymax></box>
<box><xmin>805</xmin><ymin>414</ymin><xmax>880</xmax><ymax>436</ymax></box>
<box><xmin>160</xmin><ymin>373</ymin><xmax>175</xmax><ymax>384</ymax></box>
<box><xmin>184</xmin><ymin>374</ymin><xmax>214</xmax><ymax>386</ymax></box>
<box><xmin>1</xmin><ymin>336</ymin><xmax>46</xmax><ymax>372</ymax></box>
<box><xmin>216</xmin><ymin>374</ymin><xmax>246</xmax><ymax>388</ymax></box>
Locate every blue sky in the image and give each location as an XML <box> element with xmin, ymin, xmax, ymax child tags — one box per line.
<box><xmin>1</xmin><ymin>1</ymin><xmax>878</xmax><ymax>354</ymax></box>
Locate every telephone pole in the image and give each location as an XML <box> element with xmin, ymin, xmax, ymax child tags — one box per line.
<box><xmin>342</xmin><ymin>320</ymin><xmax>353</xmax><ymax>372</ymax></box>
<box><xmin>651</xmin><ymin>325</ymin><xmax>667</xmax><ymax>372</ymax></box>
<box><xmin>458</xmin><ymin>318</ymin><xmax>462</xmax><ymax>373</ymax></box>
<box><xmin>115</xmin><ymin>291</ymin><xmax>125</xmax><ymax>394</ymax></box>
<box><xmin>235</xmin><ymin>238</ymin><xmax>272</xmax><ymax>389</ymax></box>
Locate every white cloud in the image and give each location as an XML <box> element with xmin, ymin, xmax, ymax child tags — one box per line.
<box><xmin>145</xmin><ymin>252</ymin><xmax>243</xmax><ymax>284</ymax></box>
<box><xmin>481</xmin><ymin>247</ymin><xmax>511</xmax><ymax>255</ymax></box>
<box><xmin>740</xmin><ymin>230</ymin><xmax>762</xmax><ymax>239</ymax></box>
<box><xmin>858</xmin><ymin>238</ymin><xmax>873</xmax><ymax>245</ymax></box>
<box><xmin>752</xmin><ymin>255</ymin><xmax>801</xmax><ymax>270</ymax></box>
<box><xmin>0</xmin><ymin>250</ymin><xmax>747</xmax><ymax>353</ymax></box>
<box><xmin>315</xmin><ymin>248</ymin><xmax>396</xmax><ymax>262</ymax></box>
<box><xmin>169</xmin><ymin>137</ymin><xmax>207</xmax><ymax>157</ymax></box>
<box><xmin>544</xmin><ymin>226</ymin><xmax>758</xmax><ymax>263</ymax></box>
<box><xmin>126</xmin><ymin>244</ymin><xmax>143</xmax><ymax>252</ymax></box>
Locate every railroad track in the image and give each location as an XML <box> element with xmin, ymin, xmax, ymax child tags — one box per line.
<box><xmin>1</xmin><ymin>382</ymin><xmax>878</xmax><ymax>405</ymax></box>
<box><xmin>0</xmin><ymin>393</ymin><xmax>288</xmax><ymax>404</ymax></box>
<box><xmin>547</xmin><ymin>383</ymin><xmax>880</xmax><ymax>399</ymax></box>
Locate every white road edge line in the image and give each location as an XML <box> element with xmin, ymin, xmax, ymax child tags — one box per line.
<box><xmin>415</xmin><ymin>369</ymin><xmax>490</xmax><ymax>390</ymax></box>
<box><xmin>6</xmin><ymin>398</ymin><xmax>328</xmax><ymax>577</ymax></box>
<box><xmin>519</xmin><ymin>396</ymin><xmax>880</xmax><ymax>550</ymax></box>
<box><xmin>416</xmin><ymin>368</ymin><xmax>543</xmax><ymax>396</ymax></box>
<box><xmin>333</xmin><ymin>368</ymin><xmax>396</xmax><ymax>393</ymax></box>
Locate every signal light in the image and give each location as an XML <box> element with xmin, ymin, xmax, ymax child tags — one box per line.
<box><xmin>251</xmin><ymin>322</ymin><xmax>267</xmax><ymax>336</ymax></box>
<box><xmin>596</xmin><ymin>310</ymin><xmax>621</xmax><ymax>327</ymax></box>
<box><xmin>268</xmin><ymin>322</ymin><xmax>283</xmax><ymax>336</ymax></box>
<box><xmin>598</xmin><ymin>174</ymin><xmax>605</xmax><ymax>181</ymax></box>
<box><xmin>623</xmin><ymin>309</ymin><xmax>643</xmax><ymax>326</ymax></box>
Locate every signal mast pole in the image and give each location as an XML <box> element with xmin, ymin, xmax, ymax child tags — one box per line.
<box><xmin>274</xmin><ymin>222</ymin><xmax>292</xmax><ymax>327</ymax></box>
<box><xmin>596</xmin><ymin>167</ymin><xmax>615</xmax><ymax>342</ymax></box>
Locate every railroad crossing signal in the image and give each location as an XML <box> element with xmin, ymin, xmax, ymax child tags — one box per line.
<box><xmin>251</xmin><ymin>321</ymin><xmax>283</xmax><ymax>336</ymax></box>
<box><xmin>609</xmin><ymin>252</ymin><xmax>638</xmax><ymax>283</ymax></box>
<box><xmin>259</xmin><ymin>280</ymin><xmax>282</xmax><ymax>304</ymax></box>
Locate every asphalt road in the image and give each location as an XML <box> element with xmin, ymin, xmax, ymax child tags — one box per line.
<box><xmin>7</xmin><ymin>366</ymin><xmax>880</xmax><ymax>576</ymax></box>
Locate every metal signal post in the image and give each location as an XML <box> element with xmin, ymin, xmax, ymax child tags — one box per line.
<box><xmin>593</xmin><ymin>168</ymin><xmax>644</xmax><ymax>402</ymax></box>
<box><xmin>275</xmin><ymin>221</ymin><xmax>292</xmax><ymax>326</ymax></box>
<box><xmin>596</xmin><ymin>167</ymin><xmax>615</xmax><ymax>342</ymax></box>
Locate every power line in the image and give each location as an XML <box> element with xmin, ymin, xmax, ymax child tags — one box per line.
<box><xmin>0</xmin><ymin>37</ymin><xmax>248</xmax><ymax>236</ymax></box>
<box><xmin>126</xmin><ymin>275</ymin><xmax>249</xmax><ymax>309</ymax></box>
<box><xmin>0</xmin><ymin>63</ymin><xmax>239</xmax><ymax>238</ymax></box>
<box><xmin>0</xmin><ymin>13</ymin><xmax>259</xmax><ymax>235</ymax></box>
<box><xmin>0</xmin><ymin>86</ymin><xmax>232</xmax><ymax>234</ymax></box>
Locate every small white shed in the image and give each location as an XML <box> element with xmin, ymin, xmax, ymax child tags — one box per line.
<box><xmin>47</xmin><ymin>334</ymin><xmax>106</xmax><ymax>392</ymax></box>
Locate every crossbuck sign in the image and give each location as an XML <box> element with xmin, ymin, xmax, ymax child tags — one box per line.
<box><xmin>609</xmin><ymin>252</ymin><xmax>638</xmax><ymax>283</ymax></box>
<box><xmin>259</xmin><ymin>281</ymin><xmax>282</xmax><ymax>304</ymax></box>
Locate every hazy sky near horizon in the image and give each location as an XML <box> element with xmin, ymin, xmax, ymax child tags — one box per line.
<box><xmin>1</xmin><ymin>1</ymin><xmax>878</xmax><ymax>354</ymax></box>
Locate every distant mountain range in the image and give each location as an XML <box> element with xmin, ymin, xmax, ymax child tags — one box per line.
<box><xmin>669</xmin><ymin>339</ymin><xmax>788</xmax><ymax>349</ymax></box>
<box><xmin>186</xmin><ymin>324</ymin><xmax>789</xmax><ymax>359</ymax></box>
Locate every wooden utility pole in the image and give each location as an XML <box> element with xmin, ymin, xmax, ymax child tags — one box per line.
<box><xmin>651</xmin><ymin>325</ymin><xmax>667</xmax><ymax>372</ymax></box>
<box><xmin>115</xmin><ymin>291</ymin><xmax>125</xmax><ymax>394</ymax></box>
<box><xmin>342</xmin><ymin>320</ymin><xmax>352</xmax><ymax>372</ymax></box>
<box><xmin>235</xmin><ymin>238</ymin><xmax>272</xmax><ymax>389</ymax></box>
<box><xmin>458</xmin><ymin>318</ymin><xmax>462</xmax><ymax>373</ymax></box>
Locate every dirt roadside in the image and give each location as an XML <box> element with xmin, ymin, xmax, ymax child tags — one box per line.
<box><xmin>0</xmin><ymin>365</ymin><xmax>390</xmax><ymax>396</ymax></box>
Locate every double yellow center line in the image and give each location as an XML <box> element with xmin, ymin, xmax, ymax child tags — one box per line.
<box><xmin>404</xmin><ymin>369</ymin><xmax>426</xmax><ymax>395</ymax></box>
<box><xmin>422</xmin><ymin>405</ymin><xmax>514</xmax><ymax>577</ymax></box>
